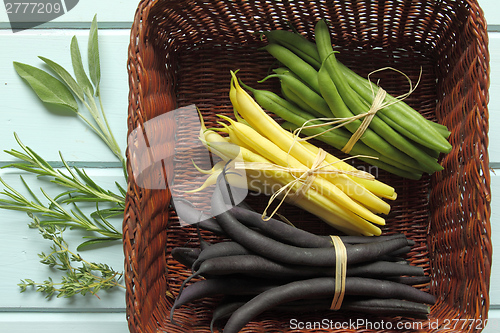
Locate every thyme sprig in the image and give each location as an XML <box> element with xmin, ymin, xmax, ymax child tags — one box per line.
<box><xmin>1</xmin><ymin>15</ymin><xmax>128</xmax><ymax>297</ymax></box>
<box><xmin>18</xmin><ymin>216</ymin><xmax>125</xmax><ymax>298</ymax></box>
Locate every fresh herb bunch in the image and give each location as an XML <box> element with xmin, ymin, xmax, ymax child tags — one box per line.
<box><xmin>18</xmin><ymin>216</ymin><xmax>124</xmax><ymax>298</ymax></box>
<box><xmin>0</xmin><ymin>15</ymin><xmax>127</xmax><ymax>298</ymax></box>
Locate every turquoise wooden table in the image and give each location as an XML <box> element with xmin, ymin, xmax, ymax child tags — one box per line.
<box><xmin>0</xmin><ymin>1</ymin><xmax>499</xmax><ymax>332</ymax></box>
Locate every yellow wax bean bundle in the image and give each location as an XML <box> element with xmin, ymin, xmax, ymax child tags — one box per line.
<box><xmin>222</xmin><ymin>116</ymin><xmax>388</xmax><ymax>221</ymax></box>
<box><xmin>193</xmin><ymin>73</ymin><xmax>397</xmax><ymax>236</ymax></box>
<box><xmin>200</xmin><ymin>127</ymin><xmax>382</xmax><ymax>236</ymax></box>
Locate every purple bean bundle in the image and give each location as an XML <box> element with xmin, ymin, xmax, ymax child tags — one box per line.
<box><xmin>169</xmin><ymin>177</ymin><xmax>435</xmax><ymax>333</ymax></box>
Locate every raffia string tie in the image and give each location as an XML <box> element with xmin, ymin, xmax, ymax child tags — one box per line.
<box><xmin>330</xmin><ymin>235</ymin><xmax>347</xmax><ymax>311</ymax></box>
<box><xmin>234</xmin><ymin>151</ymin><xmax>374</xmax><ymax>221</ymax></box>
<box><xmin>341</xmin><ymin>87</ymin><xmax>386</xmax><ymax>154</ymax></box>
<box><xmin>292</xmin><ymin>67</ymin><xmax>422</xmax><ymax>154</ymax></box>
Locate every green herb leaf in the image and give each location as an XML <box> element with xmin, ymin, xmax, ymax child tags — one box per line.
<box><xmin>13</xmin><ymin>62</ymin><xmax>78</xmax><ymax>111</ymax></box>
<box><xmin>70</xmin><ymin>36</ymin><xmax>94</xmax><ymax>97</ymax></box>
<box><xmin>19</xmin><ymin>219</ymin><xmax>124</xmax><ymax>298</ymax></box>
<box><xmin>38</xmin><ymin>56</ymin><xmax>84</xmax><ymax>102</ymax></box>
<box><xmin>76</xmin><ymin>238</ymin><xmax>118</xmax><ymax>251</ymax></box>
<box><xmin>91</xmin><ymin>207</ymin><xmax>124</xmax><ymax>220</ymax></box>
<box><xmin>88</xmin><ymin>14</ymin><xmax>101</xmax><ymax>93</ymax></box>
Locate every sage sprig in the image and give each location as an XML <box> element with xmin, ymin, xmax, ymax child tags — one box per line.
<box><xmin>12</xmin><ymin>15</ymin><xmax>125</xmax><ymax>175</ymax></box>
<box><xmin>2</xmin><ymin>15</ymin><xmax>127</xmax><ymax>298</ymax></box>
<box><xmin>13</xmin><ymin>61</ymin><xmax>79</xmax><ymax>111</ymax></box>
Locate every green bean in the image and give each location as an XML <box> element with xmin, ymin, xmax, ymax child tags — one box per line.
<box><xmin>315</xmin><ymin>20</ymin><xmax>443</xmax><ymax>174</ymax></box>
<box><xmin>259</xmin><ymin>73</ymin><xmax>332</xmax><ymax>117</ymax></box>
<box><xmin>428</xmin><ymin>121</ymin><xmax>451</xmax><ymax>139</ymax></box>
<box><xmin>271</xmin><ymin>67</ymin><xmax>324</xmax><ymax>117</ymax></box>
<box><xmin>263</xmin><ymin>30</ymin><xmax>321</xmax><ymax>69</ymax></box>
<box><xmin>337</xmin><ymin>61</ymin><xmax>452</xmax><ymax>152</ymax></box>
<box><xmin>281</xmin><ymin>84</ymin><xmax>323</xmax><ymax>117</ymax></box>
<box><xmin>263</xmin><ymin>43</ymin><xmax>320</xmax><ymax>93</ymax></box>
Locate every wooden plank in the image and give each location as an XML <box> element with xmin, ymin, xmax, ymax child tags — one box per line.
<box><xmin>0</xmin><ymin>29</ymin><xmax>129</xmax><ymax>164</ymax></box>
<box><xmin>479</xmin><ymin>0</ymin><xmax>500</xmax><ymax>30</ymax></box>
<box><xmin>483</xmin><ymin>309</ymin><xmax>500</xmax><ymax>332</ymax></box>
<box><xmin>0</xmin><ymin>168</ymin><xmax>126</xmax><ymax>310</ymax></box>
<box><xmin>0</xmin><ymin>312</ymin><xmax>128</xmax><ymax>333</ymax></box>
<box><xmin>0</xmin><ymin>1</ymin><xmax>138</xmax><ymax>29</ymax></box>
<box><xmin>489</xmin><ymin>171</ymin><xmax>500</xmax><ymax>306</ymax></box>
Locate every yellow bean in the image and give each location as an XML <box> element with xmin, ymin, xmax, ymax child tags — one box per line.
<box><xmin>230</xmin><ymin>71</ymin><xmax>391</xmax><ymax>215</ymax></box>
<box><xmin>202</xmin><ymin>122</ymin><xmax>381</xmax><ymax>234</ymax></box>
<box><xmin>224</xmin><ymin>116</ymin><xmax>386</xmax><ymax>224</ymax></box>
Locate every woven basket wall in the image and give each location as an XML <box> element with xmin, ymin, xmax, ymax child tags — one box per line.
<box><xmin>124</xmin><ymin>0</ymin><xmax>491</xmax><ymax>332</ymax></box>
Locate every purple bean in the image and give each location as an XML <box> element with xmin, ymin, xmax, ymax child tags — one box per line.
<box><xmin>230</xmin><ymin>206</ymin><xmax>415</xmax><ymax>248</ymax></box>
<box><xmin>228</xmin><ymin>205</ymin><xmax>332</xmax><ymax>248</ymax></box>
<box><xmin>172</xmin><ymin>198</ymin><xmax>224</xmax><ymax>235</ymax></box>
<box><xmin>192</xmin><ymin>241</ymin><xmax>252</xmax><ymax>272</ymax></box>
<box><xmin>222</xmin><ymin>277</ymin><xmax>436</xmax><ymax>333</ymax></box>
<box><xmin>212</xmin><ymin>176</ymin><xmax>410</xmax><ymax>267</ymax></box>
<box><xmin>341</xmin><ymin>297</ymin><xmax>430</xmax><ymax>319</ymax></box>
<box><xmin>213</xmin><ymin>296</ymin><xmax>430</xmax><ymax>323</ymax></box>
<box><xmin>386</xmin><ymin>276</ymin><xmax>432</xmax><ymax>285</ymax></box>
<box><xmin>193</xmin><ymin>255</ymin><xmax>424</xmax><ymax>281</ymax></box>
<box><xmin>170</xmin><ymin>277</ymin><xmax>281</xmax><ymax>324</ymax></box>
<box><xmin>171</xmin><ymin>247</ymin><xmax>201</xmax><ymax>269</ymax></box>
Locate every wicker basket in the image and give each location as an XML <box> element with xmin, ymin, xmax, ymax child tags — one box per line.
<box><xmin>124</xmin><ymin>1</ymin><xmax>491</xmax><ymax>332</ymax></box>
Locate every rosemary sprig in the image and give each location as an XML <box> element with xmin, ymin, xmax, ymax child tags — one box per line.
<box><xmin>3</xmin><ymin>14</ymin><xmax>126</xmax><ymax>249</ymax></box>
<box><xmin>3</xmin><ymin>133</ymin><xmax>126</xmax><ymax>206</ymax></box>
<box><xmin>1</xmin><ymin>15</ymin><xmax>129</xmax><ymax>297</ymax></box>
<box><xmin>0</xmin><ymin>175</ymin><xmax>122</xmax><ymax>246</ymax></box>
<box><xmin>18</xmin><ymin>216</ymin><xmax>125</xmax><ymax>298</ymax></box>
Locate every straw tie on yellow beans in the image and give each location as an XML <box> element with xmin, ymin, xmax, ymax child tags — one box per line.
<box><xmin>199</xmin><ymin>127</ymin><xmax>381</xmax><ymax>236</ymax></box>
<box><xmin>283</xmin><ymin>131</ymin><xmax>396</xmax><ymax>201</ymax></box>
<box><xmin>217</xmin><ymin>114</ymin><xmax>389</xmax><ymax>220</ymax></box>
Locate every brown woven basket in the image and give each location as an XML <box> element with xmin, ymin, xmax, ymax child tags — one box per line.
<box><xmin>124</xmin><ymin>1</ymin><xmax>491</xmax><ymax>332</ymax></box>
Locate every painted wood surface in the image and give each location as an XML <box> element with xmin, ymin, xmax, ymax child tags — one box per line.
<box><xmin>0</xmin><ymin>0</ymin><xmax>498</xmax><ymax>331</ymax></box>
<box><xmin>0</xmin><ymin>30</ymin><xmax>129</xmax><ymax>164</ymax></box>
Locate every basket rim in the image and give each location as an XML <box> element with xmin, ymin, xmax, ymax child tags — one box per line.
<box><xmin>124</xmin><ymin>1</ymin><xmax>492</xmax><ymax>332</ymax></box>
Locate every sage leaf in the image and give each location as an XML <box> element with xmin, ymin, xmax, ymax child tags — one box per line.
<box><xmin>39</xmin><ymin>56</ymin><xmax>84</xmax><ymax>102</ymax></box>
<box><xmin>70</xmin><ymin>36</ymin><xmax>94</xmax><ymax>97</ymax></box>
<box><xmin>13</xmin><ymin>62</ymin><xmax>78</xmax><ymax>111</ymax></box>
<box><xmin>88</xmin><ymin>14</ymin><xmax>101</xmax><ymax>92</ymax></box>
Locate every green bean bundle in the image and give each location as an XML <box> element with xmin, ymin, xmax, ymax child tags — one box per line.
<box><xmin>255</xmin><ymin>20</ymin><xmax>452</xmax><ymax>179</ymax></box>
